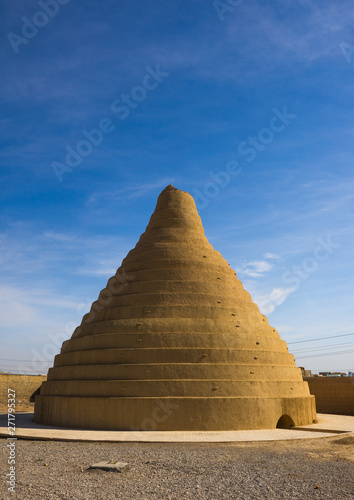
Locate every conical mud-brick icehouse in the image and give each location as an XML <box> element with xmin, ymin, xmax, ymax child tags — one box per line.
<box><xmin>35</xmin><ymin>186</ymin><xmax>316</xmax><ymax>430</ymax></box>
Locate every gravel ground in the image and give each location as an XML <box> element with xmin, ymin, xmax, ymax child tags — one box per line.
<box><xmin>1</xmin><ymin>434</ymin><xmax>353</xmax><ymax>499</ymax></box>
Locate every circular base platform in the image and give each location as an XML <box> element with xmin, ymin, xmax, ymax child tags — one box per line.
<box><xmin>1</xmin><ymin>413</ymin><xmax>353</xmax><ymax>442</ymax></box>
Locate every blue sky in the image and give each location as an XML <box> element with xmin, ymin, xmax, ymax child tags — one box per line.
<box><xmin>1</xmin><ymin>0</ymin><xmax>353</xmax><ymax>374</ymax></box>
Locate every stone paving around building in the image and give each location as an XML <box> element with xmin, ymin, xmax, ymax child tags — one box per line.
<box><xmin>0</xmin><ymin>412</ymin><xmax>353</xmax><ymax>442</ymax></box>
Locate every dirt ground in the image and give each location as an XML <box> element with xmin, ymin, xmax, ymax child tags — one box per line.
<box><xmin>0</xmin><ymin>409</ymin><xmax>353</xmax><ymax>500</ymax></box>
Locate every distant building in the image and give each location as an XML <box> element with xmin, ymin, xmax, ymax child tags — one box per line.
<box><xmin>300</xmin><ymin>368</ymin><xmax>352</xmax><ymax>379</ymax></box>
<box><xmin>300</xmin><ymin>367</ymin><xmax>312</xmax><ymax>378</ymax></box>
<box><xmin>319</xmin><ymin>372</ymin><xmax>347</xmax><ymax>377</ymax></box>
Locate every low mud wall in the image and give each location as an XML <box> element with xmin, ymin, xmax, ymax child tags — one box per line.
<box><xmin>0</xmin><ymin>374</ymin><xmax>47</xmax><ymax>405</ymax></box>
<box><xmin>305</xmin><ymin>377</ymin><xmax>354</xmax><ymax>416</ymax></box>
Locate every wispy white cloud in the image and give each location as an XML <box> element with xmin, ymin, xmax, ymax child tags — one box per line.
<box><xmin>253</xmin><ymin>286</ymin><xmax>297</xmax><ymax>314</ymax></box>
<box><xmin>225</xmin><ymin>0</ymin><xmax>354</xmax><ymax>68</ymax></box>
<box><xmin>0</xmin><ymin>223</ymin><xmax>131</xmax><ymax>275</ymax></box>
<box><xmin>237</xmin><ymin>260</ymin><xmax>273</xmax><ymax>277</ymax></box>
<box><xmin>75</xmin><ymin>258</ymin><xmax>120</xmax><ymax>277</ymax></box>
<box><xmin>43</xmin><ymin>231</ymin><xmax>77</xmax><ymax>242</ymax></box>
<box><xmin>0</xmin><ymin>285</ymin><xmax>81</xmax><ymax>310</ymax></box>
<box><xmin>264</xmin><ymin>252</ymin><xmax>281</xmax><ymax>260</ymax></box>
<box><xmin>88</xmin><ymin>179</ymin><xmax>175</xmax><ymax>204</ymax></box>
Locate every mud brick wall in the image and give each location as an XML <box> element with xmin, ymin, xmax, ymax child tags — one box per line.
<box><xmin>0</xmin><ymin>374</ymin><xmax>47</xmax><ymax>404</ymax></box>
<box><xmin>305</xmin><ymin>377</ymin><xmax>354</xmax><ymax>416</ymax></box>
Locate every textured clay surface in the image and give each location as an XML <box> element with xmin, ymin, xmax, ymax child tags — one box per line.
<box><xmin>35</xmin><ymin>186</ymin><xmax>315</xmax><ymax>430</ymax></box>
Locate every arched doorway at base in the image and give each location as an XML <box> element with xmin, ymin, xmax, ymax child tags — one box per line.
<box><xmin>276</xmin><ymin>414</ymin><xmax>295</xmax><ymax>429</ymax></box>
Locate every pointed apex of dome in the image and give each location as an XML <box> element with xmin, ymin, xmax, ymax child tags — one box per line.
<box><xmin>138</xmin><ymin>184</ymin><xmax>204</xmax><ymax>241</ymax></box>
<box><xmin>154</xmin><ymin>184</ymin><xmax>196</xmax><ymax>212</ymax></box>
<box><xmin>159</xmin><ymin>184</ymin><xmax>188</xmax><ymax>197</ymax></box>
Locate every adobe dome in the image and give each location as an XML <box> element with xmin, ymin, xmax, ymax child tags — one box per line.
<box><xmin>34</xmin><ymin>185</ymin><xmax>316</xmax><ymax>430</ymax></box>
